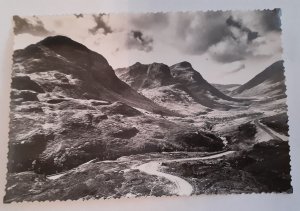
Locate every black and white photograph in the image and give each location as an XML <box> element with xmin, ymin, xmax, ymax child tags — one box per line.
<box><xmin>4</xmin><ymin>9</ymin><xmax>292</xmax><ymax>202</ymax></box>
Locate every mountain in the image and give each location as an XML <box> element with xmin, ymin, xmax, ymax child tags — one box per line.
<box><xmin>231</xmin><ymin>60</ymin><xmax>286</xmax><ymax>99</ymax></box>
<box><xmin>115</xmin><ymin>62</ymin><xmax>174</xmax><ymax>90</ymax></box>
<box><xmin>116</xmin><ymin>61</ymin><xmax>241</xmax><ymax>115</ymax></box>
<box><xmin>169</xmin><ymin>62</ymin><xmax>241</xmax><ymax>107</ymax></box>
<box><xmin>12</xmin><ymin>35</ymin><xmax>173</xmax><ymax>115</ymax></box>
<box><xmin>8</xmin><ymin>35</ymin><xmax>225</xmax><ymax>176</ymax></box>
<box><xmin>6</xmin><ymin>36</ymin><xmax>291</xmax><ymax>202</ymax></box>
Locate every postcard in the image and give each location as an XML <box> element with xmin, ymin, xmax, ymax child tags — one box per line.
<box><xmin>4</xmin><ymin>9</ymin><xmax>292</xmax><ymax>202</ymax></box>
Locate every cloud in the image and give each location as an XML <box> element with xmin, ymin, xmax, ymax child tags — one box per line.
<box><xmin>206</xmin><ymin>15</ymin><xmax>255</xmax><ymax>63</ymax></box>
<box><xmin>231</xmin><ymin>9</ymin><xmax>281</xmax><ymax>34</ymax></box>
<box><xmin>12</xmin><ymin>10</ymin><xmax>282</xmax><ymax>82</ymax></box>
<box><xmin>229</xmin><ymin>63</ymin><xmax>245</xmax><ymax>73</ymax></box>
<box><xmin>226</xmin><ymin>16</ymin><xmax>259</xmax><ymax>42</ymax></box>
<box><xmin>171</xmin><ymin>11</ymin><xmax>232</xmax><ymax>55</ymax></box>
<box><xmin>89</xmin><ymin>14</ymin><xmax>112</xmax><ymax>35</ymax></box>
<box><xmin>13</xmin><ymin>15</ymin><xmax>53</xmax><ymax>36</ymax></box>
<box><xmin>207</xmin><ymin>11</ymin><xmax>281</xmax><ymax>63</ymax></box>
<box><xmin>126</xmin><ymin>30</ymin><xmax>153</xmax><ymax>52</ymax></box>
<box><xmin>127</xmin><ymin>10</ymin><xmax>281</xmax><ymax>64</ymax></box>
<box><xmin>128</xmin><ymin>12</ymin><xmax>231</xmax><ymax>55</ymax></box>
<box><xmin>208</xmin><ymin>36</ymin><xmax>250</xmax><ymax>63</ymax></box>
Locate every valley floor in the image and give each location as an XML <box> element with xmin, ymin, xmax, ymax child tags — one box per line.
<box><xmin>6</xmin><ymin>83</ymin><xmax>292</xmax><ymax>202</ymax></box>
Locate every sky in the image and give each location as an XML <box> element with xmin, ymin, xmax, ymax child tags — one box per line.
<box><xmin>13</xmin><ymin>10</ymin><xmax>282</xmax><ymax>84</ymax></box>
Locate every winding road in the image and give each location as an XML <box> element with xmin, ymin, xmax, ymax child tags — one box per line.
<box><xmin>132</xmin><ymin>151</ymin><xmax>235</xmax><ymax>196</ymax></box>
<box><xmin>47</xmin><ymin>150</ymin><xmax>235</xmax><ymax>196</ymax></box>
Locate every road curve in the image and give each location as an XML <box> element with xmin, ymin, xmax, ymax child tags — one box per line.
<box><xmin>132</xmin><ymin>151</ymin><xmax>235</xmax><ymax>196</ymax></box>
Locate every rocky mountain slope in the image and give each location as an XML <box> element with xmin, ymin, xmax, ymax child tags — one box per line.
<box><xmin>116</xmin><ymin>61</ymin><xmax>243</xmax><ymax>115</ymax></box>
<box><xmin>13</xmin><ymin>35</ymin><xmax>174</xmax><ymax>116</ymax></box>
<box><xmin>5</xmin><ymin>36</ymin><xmax>291</xmax><ymax>202</ymax></box>
<box><xmin>8</xmin><ymin>36</ymin><xmax>225</xmax><ymax>175</ymax></box>
<box><xmin>231</xmin><ymin>60</ymin><xmax>286</xmax><ymax>100</ymax></box>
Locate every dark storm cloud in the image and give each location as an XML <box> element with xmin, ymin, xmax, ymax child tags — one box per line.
<box><xmin>126</xmin><ymin>30</ymin><xmax>153</xmax><ymax>52</ymax></box>
<box><xmin>226</xmin><ymin>16</ymin><xmax>259</xmax><ymax>42</ymax></box>
<box><xmin>89</xmin><ymin>14</ymin><xmax>112</xmax><ymax>35</ymax></box>
<box><xmin>13</xmin><ymin>15</ymin><xmax>52</xmax><ymax>36</ymax></box>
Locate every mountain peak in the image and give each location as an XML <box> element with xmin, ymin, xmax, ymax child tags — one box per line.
<box><xmin>120</xmin><ymin>62</ymin><xmax>173</xmax><ymax>89</ymax></box>
<box><xmin>175</xmin><ymin>61</ymin><xmax>193</xmax><ymax>68</ymax></box>
<box><xmin>132</xmin><ymin>62</ymin><xmax>142</xmax><ymax>66</ymax></box>
<box><xmin>14</xmin><ymin>35</ymin><xmax>173</xmax><ymax>116</ymax></box>
<box><xmin>37</xmin><ymin>35</ymin><xmax>89</xmax><ymax>52</ymax></box>
<box><xmin>147</xmin><ymin>62</ymin><xmax>172</xmax><ymax>82</ymax></box>
<box><xmin>170</xmin><ymin>62</ymin><xmax>195</xmax><ymax>77</ymax></box>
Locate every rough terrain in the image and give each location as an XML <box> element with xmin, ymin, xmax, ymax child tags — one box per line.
<box><xmin>5</xmin><ymin>36</ymin><xmax>292</xmax><ymax>202</ymax></box>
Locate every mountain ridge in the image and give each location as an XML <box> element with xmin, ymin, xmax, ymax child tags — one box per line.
<box><xmin>116</xmin><ymin>61</ymin><xmax>242</xmax><ymax>114</ymax></box>
<box><xmin>13</xmin><ymin>35</ymin><xmax>176</xmax><ymax>116</ymax></box>
<box><xmin>231</xmin><ymin>60</ymin><xmax>286</xmax><ymax>99</ymax></box>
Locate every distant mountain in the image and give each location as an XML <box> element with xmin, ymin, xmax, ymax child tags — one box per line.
<box><xmin>12</xmin><ymin>35</ymin><xmax>174</xmax><ymax>115</ymax></box>
<box><xmin>169</xmin><ymin>62</ymin><xmax>241</xmax><ymax>108</ymax></box>
<box><xmin>231</xmin><ymin>60</ymin><xmax>286</xmax><ymax>99</ymax></box>
<box><xmin>116</xmin><ymin>61</ymin><xmax>241</xmax><ymax>114</ymax></box>
<box><xmin>115</xmin><ymin>62</ymin><xmax>174</xmax><ymax>90</ymax></box>
<box><xmin>212</xmin><ymin>84</ymin><xmax>241</xmax><ymax>95</ymax></box>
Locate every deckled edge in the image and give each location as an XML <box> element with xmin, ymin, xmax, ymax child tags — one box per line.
<box><xmin>3</xmin><ymin>17</ymin><xmax>15</xmax><ymax>203</ymax></box>
<box><xmin>3</xmin><ymin>8</ymin><xmax>293</xmax><ymax>205</ymax></box>
<box><xmin>280</xmin><ymin>8</ymin><xmax>294</xmax><ymax>194</ymax></box>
